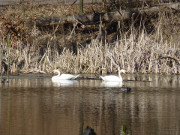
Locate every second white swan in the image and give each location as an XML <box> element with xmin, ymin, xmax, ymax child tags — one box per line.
<box><xmin>52</xmin><ymin>70</ymin><xmax>80</xmax><ymax>82</ymax></box>
<box><xmin>100</xmin><ymin>68</ymin><xmax>126</xmax><ymax>82</ymax></box>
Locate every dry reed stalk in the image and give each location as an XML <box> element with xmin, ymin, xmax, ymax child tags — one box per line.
<box><xmin>0</xmin><ymin>14</ymin><xmax>179</xmax><ymax>75</ymax></box>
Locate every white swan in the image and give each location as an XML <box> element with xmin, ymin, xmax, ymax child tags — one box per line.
<box><xmin>100</xmin><ymin>68</ymin><xmax>126</xmax><ymax>82</ymax></box>
<box><xmin>52</xmin><ymin>70</ymin><xmax>80</xmax><ymax>82</ymax></box>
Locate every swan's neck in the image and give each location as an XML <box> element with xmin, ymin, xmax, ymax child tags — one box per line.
<box><xmin>118</xmin><ymin>68</ymin><xmax>121</xmax><ymax>77</ymax></box>
<box><xmin>58</xmin><ymin>71</ymin><xmax>60</xmax><ymax>76</ymax></box>
<box><xmin>118</xmin><ymin>72</ymin><xmax>120</xmax><ymax>77</ymax></box>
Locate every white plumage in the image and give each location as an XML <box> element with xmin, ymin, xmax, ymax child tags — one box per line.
<box><xmin>100</xmin><ymin>69</ymin><xmax>126</xmax><ymax>82</ymax></box>
<box><xmin>52</xmin><ymin>70</ymin><xmax>80</xmax><ymax>82</ymax></box>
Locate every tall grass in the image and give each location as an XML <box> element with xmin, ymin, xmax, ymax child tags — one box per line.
<box><xmin>0</xmin><ymin>4</ymin><xmax>179</xmax><ymax>75</ymax></box>
<box><xmin>1</xmin><ymin>24</ymin><xmax>179</xmax><ymax>75</ymax></box>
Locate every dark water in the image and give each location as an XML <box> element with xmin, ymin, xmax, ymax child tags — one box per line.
<box><xmin>0</xmin><ymin>74</ymin><xmax>180</xmax><ymax>135</ymax></box>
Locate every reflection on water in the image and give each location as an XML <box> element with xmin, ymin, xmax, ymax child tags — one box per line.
<box><xmin>101</xmin><ymin>81</ymin><xmax>123</xmax><ymax>87</ymax></box>
<box><xmin>52</xmin><ymin>80</ymin><xmax>78</xmax><ymax>87</ymax></box>
<box><xmin>0</xmin><ymin>74</ymin><xmax>180</xmax><ymax>135</ymax></box>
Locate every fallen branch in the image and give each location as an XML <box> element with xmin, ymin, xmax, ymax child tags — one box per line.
<box><xmin>28</xmin><ymin>2</ymin><xmax>180</xmax><ymax>27</ymax></box>
<box><xmin>158</xmin><ymin>56</ymin><xmax>180</xmax><ymax>65</ymax></box>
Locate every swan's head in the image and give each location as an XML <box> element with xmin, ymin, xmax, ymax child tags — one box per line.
<box><xmin>120</xmin><ymin>69</ymin><xmax>126</xmax><ymax>74</ymax></box>
<box><xmin>53</xmin><ymin>69</ymin><xmax>59</xmax><ymax>73</ymax></box>
<box><xmin>53</xmin><ymin>69</ymin><xmax>61</xmax><ymax>76</ymax></box>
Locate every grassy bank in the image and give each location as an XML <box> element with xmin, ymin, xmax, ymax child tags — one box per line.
<box><xmin>0</xmin><ymin>3</ymin><xmax>179</xmax><ymax>75</ymax></box>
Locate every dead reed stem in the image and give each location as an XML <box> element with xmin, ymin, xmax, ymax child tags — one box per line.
<box><xmin>0</xmin><ymin>16</ymin><xmax>179</xmax><ymax>75</ymax></box>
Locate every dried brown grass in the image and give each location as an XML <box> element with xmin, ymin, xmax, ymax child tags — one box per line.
<box><xmin>2</xmin><ymin>27</ymin><xmax>179</xmax><ymax>75</ymax></box>
<box><xmin>0</xmin><ymin>3</ymin><xmax>179</xmax><ymax>75</ymax></box>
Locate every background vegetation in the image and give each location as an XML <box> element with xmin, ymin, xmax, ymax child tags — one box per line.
<box><xmin>0</xmin><ymin>1</ymin><xmax>179</xmax><ymax>75</ymax></box>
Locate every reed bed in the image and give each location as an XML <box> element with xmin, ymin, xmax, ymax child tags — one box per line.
<box><xmin>0</xmin><ymin>25</ymin><xmax>179</xmax><ymax>75</ymax></box>
<box><xmin>0</xmin><ymin>4</ymin><xmax>179</xmax><ymax>75</ymax></box>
